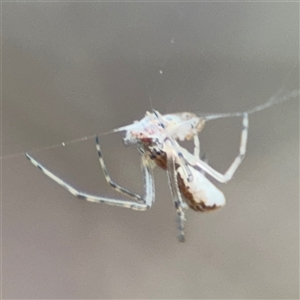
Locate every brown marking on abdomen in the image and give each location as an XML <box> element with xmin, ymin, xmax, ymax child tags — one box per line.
<box><xmin>177</xmin><ymin>173</ymin><xmax>219</xmax><ymax>212</ymax></box>
<box><xmin>147</xmin><ymin>148</ymin><xmax>219</xmax><ymax>212</ymax></box>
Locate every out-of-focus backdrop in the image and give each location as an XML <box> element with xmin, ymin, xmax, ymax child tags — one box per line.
<box><xmin>2</xmin><ymin>2</ymin><xmax>299</xmax><ymax>299</ymax></box>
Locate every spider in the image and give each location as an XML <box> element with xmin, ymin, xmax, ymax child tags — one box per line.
<box><xmin>25</xmin><ymin>88</ymin><xmax>298</xmax><ymax>242</ymax></box>
<box><xmin>25</xmin><ymin>110</ymin><xmax>248</xmax><ymax>242</ymax></box>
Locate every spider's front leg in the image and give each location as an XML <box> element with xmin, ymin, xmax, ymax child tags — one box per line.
<box><xmin>94</xmin><ymin>135</ymin><xmax>156</xmax><ymax>210</ymax></box>
<box><xmin>25</xmin><ymin>137</ymin><xmax>155</xmax><ymax>211</ymax></box>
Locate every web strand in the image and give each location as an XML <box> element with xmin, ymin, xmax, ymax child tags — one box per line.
<box><xmin>2</xmin><ymin>89</ymin><xmax>299</xmax><ymax>161</ymax></box>
<box><xmin>2</xmin><ymin>89</ymin><xmax>298</xmax><ymax>161</ymax></box>
<box><xmin>1</xmin><ymin>130</ymin><xmax>113</xmax><ymax>161</ymax></box>
<box><xmin>197</xmin><ymin>62</ymin><xmax>299</xmax><ymax>121</ymax></box>
<box><xmin>0</xmin><ymin>79</ymin><xmax>300</xmax><ymax>160</ymax></box>
<box><xmin>198</xmin><ymin>89</ymin><xmax>299</xmax><ymax>122</ymax></box>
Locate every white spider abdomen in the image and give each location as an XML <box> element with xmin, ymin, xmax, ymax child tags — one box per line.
<box><xmin>177</xmin><ymin>166</ymin><xmax>226</xmax><ymax>212</ymax></box>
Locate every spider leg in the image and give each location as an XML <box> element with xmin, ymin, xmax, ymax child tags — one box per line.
<box><xmin>25</xmin><ymin>140</ymin><xmax>155</xmax><ymax>211</ymax></box>
<box><xmin>193</xmin><ymin>134</ymin><xmax>200</xmax><ymax>159</ymax></box>
<box><xmin>195</xmin><ymin>113</ymin><xmax>249</xmax><ymax>183</ymax></box>
<box><xmin>166</xmin><ymin>150</ymin><xmax>187</xmax><ymax>242</ymax></box>
<box><xmin>95</xmin><ymin>135</ymin><xmax>154</xmax><ymax>205</ymax></box>
<box><xmin>199</xmin><ymin>152</ymin><xmax>207</xmax><ymax>175</ymax></box>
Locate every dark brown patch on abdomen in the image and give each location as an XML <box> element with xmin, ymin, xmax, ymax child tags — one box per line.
<box><xmin>147</xmin><ymin>148</ymin><xmax>219</xmax><ymax>212</ymax></box>
<box><xmin>177</xmin><ymin>172</ymin><xmax>219</xmax><ymax>212</ymax></box>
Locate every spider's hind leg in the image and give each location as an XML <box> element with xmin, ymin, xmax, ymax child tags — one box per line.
<box><xmin>195</xmin><ymin>113</ymin><xmax>249</xmax><ymax>183</ymax></box>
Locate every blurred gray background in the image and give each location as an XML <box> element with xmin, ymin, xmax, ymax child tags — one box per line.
<box><xmin>2</xmin><ymin>2</ymin><xmax>299</xmax><ymax>299</ymax></box>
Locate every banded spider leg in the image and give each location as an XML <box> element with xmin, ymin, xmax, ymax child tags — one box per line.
<box><xmin>193</xmin><ymin>113</ymin><xmax>249</xmax><ymax>183</ymax></box>
<box><xmin>25</xmin><ymin>140</ymin><xmax>155</xmax><ymax>211</ymax></box>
